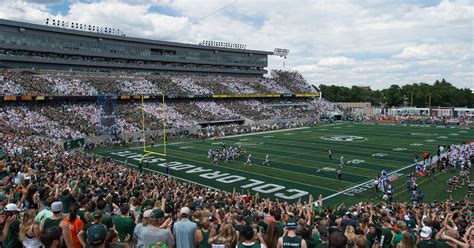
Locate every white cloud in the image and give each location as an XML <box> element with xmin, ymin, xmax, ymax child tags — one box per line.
<box><xmin>0</xmin><ymin>0</ymin><xmax>472</xmax><ymax>89</ymax></box>
<box><xmin>318</xmin><ymin>56</ymin><xmax>355</xmax><ymax>67</ymax></box>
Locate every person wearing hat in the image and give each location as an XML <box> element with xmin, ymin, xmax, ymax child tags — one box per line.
<box><xmin>173</xmin><ymin>206</ymin><xmax>198</xmax><ymax>248</ymax></box>
<box><xmin>277</xmin><ymin>219</ymin><xmax>307</xmax><ymax>248</ymax></box>
<box><xmin>0</xmin><ymin>203</ymin><xmax>22</xmax><ymax>248</ymax></box>
<box><xmin>417</xmin><ymin>226</ymin><xmax>438</xmax><ymax>248</ymax></box>
<box><xmin>41</xmin><ymin>201</ymin><xmax>72</xmax><ymax>247</ymax></box>
<box><xmin>316</xmin><ymin>225</ymin><xmax>329</xmax><ymax>248</ymax></box>
<box><xmin>133</xmin><ymin>209</ymin><xmax>152</xmax><ymax>248</ymax></box>
<box><xmin>140</xmin><ymin>208</ymin><xmax>174</xmax><ymax>248</ymax></box>
<box><xmin>78</xmin><ymin>210</ymin><xmax>105</xmax><ymax>247</ymax></box>
<box><xmin>86</xmin><ymin>224</ymin><xmax>108</xmax><ymax>248</ymax></box>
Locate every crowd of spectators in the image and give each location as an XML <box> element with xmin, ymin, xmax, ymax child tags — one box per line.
<box><xmin>0</xmin><ymin>120</ymin><xmax>472</xmax><ymax>247</ymax></box>
<box><xmin>1</xmin><ymin>105</ymin><xmax>83</xmax><ymax>140</ymax></box>
<box><xmin>0</xmin><ymin>70</ymin><xmax>316</xmax><ymax>96</ymax></box>
<box><xmin>0</xmin><ymin>98</ymin><xmax>331</xmax><ymax>141</ymax></box>
<box><xmin>47</xmin><ymin>77</ymin><xmax>98</xmax><ymax>96</ymax></box>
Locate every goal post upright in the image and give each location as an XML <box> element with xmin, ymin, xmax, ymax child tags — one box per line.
<box><xmin>141</xmin><ymin>95</ymin><xmax>167</xmax><ymax>158</ymax></box>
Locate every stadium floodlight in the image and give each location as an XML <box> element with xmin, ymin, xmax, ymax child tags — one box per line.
<box><xmin>274</xmin><ymin>48</ymin><xmax>290</xmax><ymax>58</ymax></box>
<box><xmin>274</xmin><ymin>48</ymin><xmax>290</xmax><ymax>70</ymax></box>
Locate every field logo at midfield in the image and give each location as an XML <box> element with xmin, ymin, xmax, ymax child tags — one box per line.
<box><xmin>320</xmin><ymin>135</ymin><xmax>367</xmax><ymax>142</ymax></box>
<box><xmin>371</xmin><ymin>153</ymin><xmax>387</xmax><ymax>157</ymax></box>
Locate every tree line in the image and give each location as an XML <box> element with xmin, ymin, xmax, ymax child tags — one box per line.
<box><xmin>318</xmin><ymin>79</ymin><xmax>474</xmax><ymax>107</ymax></box>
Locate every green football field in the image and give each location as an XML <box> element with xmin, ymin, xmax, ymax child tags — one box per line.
<box><xmin>94</xmin><ymin>122</ymin><xmax>473</xmax><ymax>207</ymax></box>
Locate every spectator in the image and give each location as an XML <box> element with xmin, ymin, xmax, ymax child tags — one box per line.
<box><xmin>265</xmin><ymin>223</ymin><xmax>280</xmax><ymax>248</ymax></box>
<box><xmin>40</xmin><ymin>226</ymin><xmax>63</xmax><ymax>248</ymax></box>
<box><xmin>133</xmin><ymin>209</ymin><xmax>152</xmax><ymax>247</ymax></box>
<box><xmin>63</xmin><ymin>204</ymin><xmax>84</xmax><ymax>248</ymax></box>
<box><xmin>208</xmin><ymin>224</ymin><xmax>237</xmax><ymax>247</ymax></box>
<box><xmin>174</xmin><ymin>206</ymin><xmax>198</xmax><ymax>248</ymax></box>
<box><xmin>0</xmin><ymin>203</ymin><xmax>22</xmax><ymax>248</ymax></box>
<box><xmin>195</xmin><ymin>219</ymin><xmax>212</xmax><ymax>248</ymax></box>
<box><xmin>237</xmin><ymin>224</ymin><xmax>267</xmax><ymax>247</ymax></box>
<box><xmin>86</xmin><ymin>224</ymin><xmax>108</xmax><ymax>248</ymax></box>
<box><xmin>140</xmin><ymin>208</ymin><xmax>174</xmax><ymax>247</ymax></box>
<box><xmin>113</xmin><ymin>204</ymin><xmax>136</xmax><ymax>243</ymax></box>
<box><xmin>277</xmin><ymin>219</ymin><xmax>307</xmax><ymax>248</ymax></box>
<box><xmin>19</xmin><ymin>209</ymin><xmax>42</xmax><ymax>247</ymax></box>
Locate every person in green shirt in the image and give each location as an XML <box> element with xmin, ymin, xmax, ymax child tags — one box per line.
<box><xmin>0</xmin><ymin>203</ymin><xmax>22</xmax><ymax>248</ymax></box>
<box><xmin>392</xmin><ymin>221</ymin><xmax>406</xmax><ymax>246</ymax></box>
<box><xmin>366</xmin><ymin>224</ymin><xmax>380</xmax><ymax>248</ymax></box>
<box><xmin>113</xmin><ymin>204</ymin><xmax>136</xmax><ymax>243</ymax></box>
<box><xmin>379</xmin><ymin>218</ymin><xmax>394</xmax><ymax>248</ymax></box>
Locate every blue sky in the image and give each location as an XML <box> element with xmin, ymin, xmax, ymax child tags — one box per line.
<box><xmin>0</xmin><ymin>0</ymin><xmax>472</xmax><ymax>89</ymax></box>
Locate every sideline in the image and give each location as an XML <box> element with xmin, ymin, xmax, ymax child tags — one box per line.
<box><xmin>211</xmin><ymin>122</ymin><xmax>346</xmax><ymax>140</ymax></box>
<box><xmin>211</xmin><ymin>127</ymin><xmax>309</xmax><ymax>140</ymax></box>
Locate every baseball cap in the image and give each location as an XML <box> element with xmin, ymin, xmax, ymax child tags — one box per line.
<box><xmin>150</xmin><ymin>208</ymin><xmax>164</xmax><ymax>219</ymax></box>
<box><xmin>286</xmin><ymin>219</ymin><xmax>297</xmax><ymax>229</ymax></box>
<box><xmin>93</xmin><ymin>210</ymin><xmax>103</xmax><ymax>218</ymax></box>
<box><xmin>420</xmin><ymin>226</ymin><xmax>432</xmax><ymax>238</ymax></box>
<box><xmin>51</xmin><ymin>201</ymin><xmax>63</xmax><ymax>213</ymax></box>
<box><xmin>3</xmin><ymin>203</ymin><xmax>19</xmax><ymax>212</ymax></box>
<box><xmin>143</xmin><ymin>209</ymin><xmax>153</xmax><ymax>218</ymax></box>
<box><xmin>86</xmin><ymin>224</ymin><xmax>107</xmax><ymax>246</ymax></box>
<box><xmin>180</xmin><ymin>207</ymin><xmax>191</xmax><ymax>216</ymax></box>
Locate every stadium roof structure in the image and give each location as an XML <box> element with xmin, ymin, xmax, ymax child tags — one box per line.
<box><xmin>0</xmin><ymin>19</ymin><xmax>272</xmax><ymax>76</ymax></box>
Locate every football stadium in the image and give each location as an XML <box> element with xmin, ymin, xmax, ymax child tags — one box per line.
<box><xmin>0</xmin><ymin>2</ymin><xmax>473</xmax><ymax>247</ymax></box>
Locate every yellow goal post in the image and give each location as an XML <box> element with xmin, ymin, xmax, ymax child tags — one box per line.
<box><xmin>140</xmin><ymin>95</ymin><xmax>167</xmax><ymax>162</ymax></box>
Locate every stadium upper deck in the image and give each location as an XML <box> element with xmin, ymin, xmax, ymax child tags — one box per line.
<box><xmin>0</xmin><ymin>19</ymin><xmax>271</xmax><ymax>76</ymax></box>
